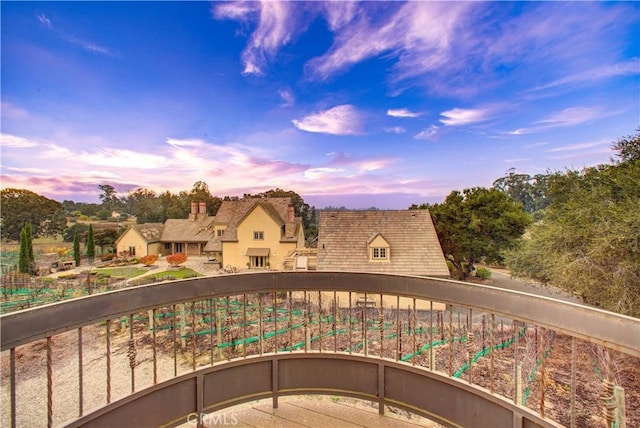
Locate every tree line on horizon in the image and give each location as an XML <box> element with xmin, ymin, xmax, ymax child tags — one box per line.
<box><xmin>1</xmin><ymin>129</ymin><xmax>638</xmax><ymax>316</ymax></box>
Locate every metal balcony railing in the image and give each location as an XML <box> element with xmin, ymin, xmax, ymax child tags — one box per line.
<box><xmin>1</xmin><ymin>272</ymin><xmax>638</xmax><ymax>428</ymax></box>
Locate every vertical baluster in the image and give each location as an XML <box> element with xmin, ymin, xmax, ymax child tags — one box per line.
<box><xmin>318</xmin><ymin>291</ymin><xmax>322</xmax><ymax>353</ymax></box>
<box><xmin>273</xmin><ymin>291</ymin><xmax>277</xmax><ymax>354</ymax></box>
<box><xmin>106</xmin><ymin>319</ymin><xmax>111</xmax><ymax>404</ymax></box>
<box><xmin>448</xmin><ymin>309</ymin><xmax>453</xmax><ymax>377</ymax></box>
<box><xmin>191</xmin><ymin>301</ymin><xmax>196</xmax><ymax>370</ymax></box>
<box><xmin>289</xmin><ymin>291</ymin><xmax>294</xmax><ymax>353</ymax></box>
<box><xmin>47</xmin><ymin>336</ymin><xmax>53</xmax><ymax>428</ymax></box>
<box><xmin>467</xmin><ymin>308</ymin><xmax>473</xmax><ymax>384</ymax></box>
<box><xmin>152</xmin><ymin>309</ymin><xmax>157</xmax><ymax>384</ymax></box>
<box><xmin>243</xmin><ymin>294</ymin><xmax>248</xmax><ymax>358</ymax></box>
<box><xmin>539</xmin><ymin>327</ymin><xmax>545</xmax><ymax>418</ymax></box>
<box><xmin>209</xmin><ymin>299</ymin><xmax>214</xmax><ymax>365</ymax></box>
<box><xmin>129</xmin><ymin>313</ymin><xmax>136</xmax><ymax>393</ymax></box>
<box><xmin>78</xmin><ymin>327</ymin><xmax>83</xmax><ymax>416</ymax></box>
<box><xmin>363</xmin><ymin>293</ymin><xmax>368</xmax><ymax>356</ymax></box>
<box><xmin>10</xmin><ymin>347</ymin><xmax>16</xmax><ymax>428</ymax></box>
<box><xmin>570</xmin><ymin>337</ymin><xmax>576</xmax><ymax>428</ymax></box>
<box><xmin>429</xmin><ymin>301</ymin><xmax>434</xmax><ymax>371</ymax></box>
<box><xmin>513</xmin><ymin>320</ymin><xmax>519</xmax><ymax>405</ymax></box>
<box><xmin>490</xmin><ymin>314</ymin><xmax>495</xmax><ymax>394</ymax></box>
<box><xmin>259</xmin><ymin>295</ymin><xmax>264</xmax><ymax>355</ymax></box>
<box><xmin>172</xmin><ymin>305</ymin><xmax>177</xmax><ymax>376</ymax></box>
<box><xmin>396</xmin><ymin>295</ymin><xmax>400</xmax><ymax>361</ymax></box>
<box><xmin>379</xmin><ymin>293</ymin><xmax>384</xmax><ymax>358</ymax></box>
<box><xmin>412</xmin><ymin>298</ymin><xmax>417</xmax><ymax>366</ymax></box>
<box><xmin>348</xmin><ymin>291</ymin><xmax>352</xmax><ymax>354</ymax></box>
<box><xmin>333</xmin><ymin>291</ymin><xmax>338</xmax><ymax>353</ymax></box>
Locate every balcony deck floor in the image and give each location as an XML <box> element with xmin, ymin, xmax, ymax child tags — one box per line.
<box><xmin>181</xmin><ymin>395</ymin><xmax>442</xmax><ymax>427</ymax></box>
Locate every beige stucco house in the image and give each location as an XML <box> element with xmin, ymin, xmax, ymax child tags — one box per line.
<box><xmin>115</xmin><ymin>198</ymin><xmax>305</xmax><ymax>271</ymax></box>
<box><xmin>114</xmin><ymin>223</ymin><xmax>165</xmax><ymax>258</ymax></box>
<box><xmin>317</xmin><ymin>210</ymin><xmax>450</xmax><ymax>277</ymax></box>
<box><xmin>204</xmin><ymin>197</ymin><xmax>305</xmax><ymax>270</ymax></box>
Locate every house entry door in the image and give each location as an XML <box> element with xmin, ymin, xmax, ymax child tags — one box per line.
<box><xmin>250</xmin><ymin>256</ymin><xmax>266</xmax><ymax>268</ymax></box>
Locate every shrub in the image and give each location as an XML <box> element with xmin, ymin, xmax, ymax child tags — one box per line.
<box><xmin>166</xmin><ymin>253</ymin><xmax>187</xmax><ymax>267</ymax></box>
<box><xmin>101</xmin><ymin>253</ymin><xmax>115</xmax><ymax>262</ymax></box>
<box><xmin>139</xmin><ymin>255</ymin><xmax>158</xmax><ymax>267</ymax></box>
<box><xmin>475</xmin><ymin>267</ymin><xmax>492</xmax><ymax>280</ymax></box>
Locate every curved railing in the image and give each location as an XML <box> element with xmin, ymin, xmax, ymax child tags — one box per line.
<box><xmin>1</xmin><ymin>272</ymin><xmax>638</xmax><ymax>428</ymax></box>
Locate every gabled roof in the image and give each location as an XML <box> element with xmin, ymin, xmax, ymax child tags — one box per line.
<box><xmin>116</xmin><ymin>223</ymin><xmax>164</xmax><ymax>245</ymax></box>
<box><xmin>161</xmin><ymin>217</ymin><xmax>215</xmax><ymax>243</ymax></box>
<box><xmin>316</xmin><ymin>210</ymin><xmax>449</xmax><ymax>277</ymax></box>
<box><xmin>213</xmin><ymin>197</ymin><xmax>302</xmax><ymax>243</ymax></box>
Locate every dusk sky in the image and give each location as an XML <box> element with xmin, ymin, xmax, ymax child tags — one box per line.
<box><xmin>1</xmin><ymin>1</ymin><xmax>638</xmax><ymax>209</ymax></box>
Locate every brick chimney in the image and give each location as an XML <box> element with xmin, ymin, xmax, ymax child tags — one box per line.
<box><xmin>287</xmin><ymin>205</ymin><xmax>294</xmax><ymax>222</ymax></box>
<box><xmin>191</xmin><ymin>201</ymin><xmax>198</xmax><ymax>215</ymax></box>
<box><xmin>199</xmin><ymin>201</ymin><xmax>206</xmax><ymax>214</ymax></box>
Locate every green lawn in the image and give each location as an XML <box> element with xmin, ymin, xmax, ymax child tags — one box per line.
<box><xmin>94</xmin><ymin>267</ymin><xmax>148</xmax><ymax>278</ymax></box>
<box><xmin>149</xmin><ymin>268</ymin><xmax>201</xmax><ymax>279</ymax></box>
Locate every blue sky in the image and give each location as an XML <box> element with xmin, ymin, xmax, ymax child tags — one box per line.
<box><xmin>1</xmin><ymin>1</ymin><xmax>638</xmax><ymax>209</ymax></box>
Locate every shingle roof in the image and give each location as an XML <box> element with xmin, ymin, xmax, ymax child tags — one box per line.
<box><xmin>161</xmin><ymin>217</ymin><xmax>215</xmax><ymax>243</ymax></box>
<box><xmin>316</xmin><ymin>210</ymin><xmax>449</xmax><ymax>277</ymax></box>
<box><xmin>116</xmin><ymin>223</ymin><xmax>164</xmax><ymax>245</ymax></box>
<box><xmin>214</xmin><ymin>197</ymin><xmax>301</xmax><ymax>243</ymax></box>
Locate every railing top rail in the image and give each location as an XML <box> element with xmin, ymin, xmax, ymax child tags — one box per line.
<box><xmin>1</xmin><ymin>271</ymin><xmax>638</xmax><ymax>355</ymax></box>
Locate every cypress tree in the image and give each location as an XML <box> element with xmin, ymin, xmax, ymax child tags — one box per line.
<box><xmin>73</xmin><ymin>230</ymin><xmax>81</xmax><ymax>267</ymax></box>
<box><xmin>86</xmin><ymin>224</ymin><xmax>95</xmax><ymax>263</ymax></box>
<box><xmin>25</xmin><ymin>222</ymin><xmax>34</xmax><ymax>270</ymax></box>
<box><xmin>18</xmin><ymin>226</ymin><xmax>29</xmax><ymax>274</ymax></box>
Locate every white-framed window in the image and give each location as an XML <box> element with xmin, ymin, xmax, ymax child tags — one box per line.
<box><xmin>253</xmin><ymin>231</ymin><xmax>264</xmax><ymax>240</ymax></box>
<box><xmin>128</xmin><ymin>246</ymin><xmax>136</xmax><ymax>256</ymax></box>
<box><xmin>371</xmin><ymin>247</ymin><xmax>388</xmax><ymax>260</ymax></box>
<box><xmin>217</xmin><ymin>229</ymin><xmax>224</xmax><ymax>237</ymax></box>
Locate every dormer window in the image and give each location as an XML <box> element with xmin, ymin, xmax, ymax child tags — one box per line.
<box><xmin>368</xmin><ymin>233</ymin><xmax>390</xmax><ymax>262</ymax></box>
<box><xmin>372</xmin><ymin>247</ymin><xmax>387</xmax><ymax>260</ymax></box>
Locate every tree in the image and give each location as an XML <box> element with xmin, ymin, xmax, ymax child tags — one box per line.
<box><xmin>611</xmin><ymin>127</ymin><xmax>640</xmax><ymax>164</ymax></box>
<box><xmin>18</xmin><ymin>224</ymin><xmax>34</xmax><ymax>274</ymax></box>
<box><xmin>73</xmin><ymin>230</ymin><xmax>81</xmax><ymax>267</ymax></box>
<box><xmin>0</xmin><ymin>189</ymin><xmax>67</xmax><ymax>241</ymax></box>
<box><xmin>189</xmin><ymin>181</ymin><xmax>222</xmax><ymax>216</ymax></box>
<box><xmin>425</xmin><ymin>187</ymin><xmax>532</xmax><ymax>280</ymax></box>
<box><xmin>24</xmin><ymin>223</ymin><xmax>34</xmax><ymax>267</ymax></box>
<box><xmin>98</xmin><ymin>184</ymin><xmax>120</xmax><ymax>211</ymax></box>
<box><xmin>86</xmin><ymin>224</ymin><xmax>95</xmax><ymax>263</ymax></box>
<box><xmin>492</xmin><ymin>169</ymin><xmax>551</xmax><ymax>215</ymax></box>
<box><xmin>93</xmin><ymin>228</ymin><xmax>119</xmax><ymax>255</ymax></box>
<box><xmin>506</xmin><ymin>155</ymin><xmax>640</xmax><ymax>316</ymax></box>
<box><xmin>63</xmin><ymin>223</ymin><xmax>89</xmax><ymax>242</ymax></box>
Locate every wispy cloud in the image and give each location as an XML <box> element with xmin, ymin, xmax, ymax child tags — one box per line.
<box><xmin>292</xmin><ymin>105</ymin><xmax>364</xmax><ymax>135</ymax></box>
<box><xmin>35</xmin><ymin>12</ymin><xmax>114</xmax><ymax>56</ymax></box>
<box><xmin>0</xmin><ymin>134</ymin><xmax>39</xmax><ymax>148</ymax></box>
<box><xmin>37</xmin><ymin>13</ymin><xmax>51</xmax><ymax>28</ymax></box>
<box><xmin>306</xmin><ymin>2</ymin><xmax>471</xmax><ymax>84</ymax></box>
<box><xmin>531</xmin><ymin>58</ymin><xmax>640</xmax><ymax>91</ymax></box>
<box><xmin>384</xmin><ymin>126</ymin><xmax>406</xmax><ymax>134</ymax></box>
<box><xmin>414</xmin><ymin>125</ymin><xmax>439</xmax><ymax>140</ymax></box>
<box><xmin>547</xmin><ymin>139</ymin><xmax>609</xmax><ymax>153</ymax></box>
<box><xmin>214</xmin><ymin>1</ymin><xmax>295</xmax><ymax>75</ymax></box>
<box><xmin>509</xmin><ymin>106</ymin><xmax>603</xmax><ymax>135</ymax></box>
<box><xmin>278</xmin><ymin>88</ymin><xmax>295</xmax><ymax>107</ymax></box>
<box><xmin>439</xmin><ymin>108</ymin><xmax>493</xmax><ymax>126</ymax></box>
<box><xmin>525</xmin><ymin>142</ymin><xmax>550</xmax><ymax>149</ymax></box>
<box><xmin>387</xmin><ymin>108</ymin><xmax>422</xmax><ymax>118</ymax></box>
